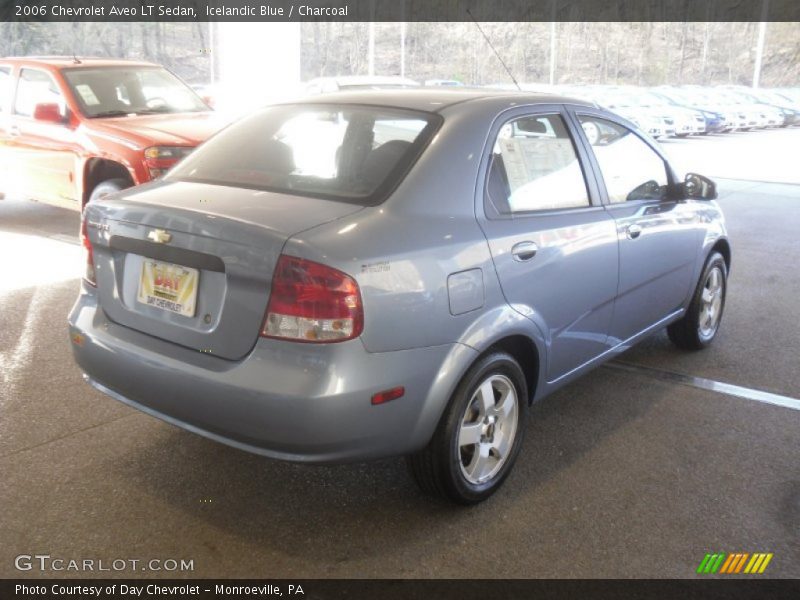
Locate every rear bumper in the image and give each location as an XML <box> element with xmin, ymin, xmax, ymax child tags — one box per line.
<box><xmin>68</xmin><ymin>288</ymin><xmax>475</xmax><ymax>464</ymax></box>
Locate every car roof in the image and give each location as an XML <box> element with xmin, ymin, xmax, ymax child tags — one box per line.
<box><xmin>295</xmin><ymin>87</ymin><xmax>594</xmax><ymax>113</ymax></box>
<box><xmin>0</xmin><ymin>56</ymin><xmax>160</xmax><ymax>69</ymax></box>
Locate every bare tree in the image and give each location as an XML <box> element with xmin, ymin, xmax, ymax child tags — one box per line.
<box><xmin>2</xmin><ymin>22</ymin><xmax>798</xmax><ymax>87</ymax></box>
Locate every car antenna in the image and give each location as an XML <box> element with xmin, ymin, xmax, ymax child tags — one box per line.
<box><xmin>72</xmin><ymin>53</ymin><xmax>82</xmax><ymax>65</ymax></box>
<box><xmin>466</xmin><ymin>8</ymin><xmax>521</xmax><ymax>91</ymax></box>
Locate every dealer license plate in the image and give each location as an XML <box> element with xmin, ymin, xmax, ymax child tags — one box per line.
<box><xmin>136</xmin><ymin>259</ymin><xmax>199</xmax><ymax>317</ymax></box>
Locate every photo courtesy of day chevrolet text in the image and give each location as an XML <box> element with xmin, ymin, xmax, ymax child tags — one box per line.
<box><xmin>14</xmin><ymin>583</ymin><xmax>304</xmax><ymax>597</ymax></box>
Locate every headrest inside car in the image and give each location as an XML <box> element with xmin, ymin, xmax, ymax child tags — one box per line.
<box><xmin>360</xmin><ymin>140</ymin><xmax>412</xmax><ymax>190</ymax></box>
<box><xmin>261</xmin><ymin>139</ymin><xmax>295</xmax><ymax>174</ymax></box>
<box><xmin>516</xmin><ymin>118</ymin><xmax>548</xmax><ymax>134</ymax></box>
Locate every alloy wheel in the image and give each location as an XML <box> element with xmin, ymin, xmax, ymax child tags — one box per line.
<box><xmin>698</xmin><ymin>266</ymin><xmax>724</xmax><ymax>340</ymax></box>
<box><xmin>458</xmin><ymin>374</ymin><xmax>519</xmax><ymax>485</ymax></box>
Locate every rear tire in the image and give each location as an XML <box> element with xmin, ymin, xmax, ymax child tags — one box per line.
<box><xmin>88</xmin><ymin>178</ymin><xmax>130</xmax><ymax>205</ymax></box>
<box><xmin>667</xmin><ymin>251</ymin><xmax>727</xmax><ymax>350</ymax></box>
<box><xmin>407</xmin><ymin>351</ymin><xmax>529</xmax><ymax>505</ymax></box>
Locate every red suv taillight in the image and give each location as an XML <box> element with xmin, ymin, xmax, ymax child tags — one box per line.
<box><xmin>80</xmin><ymin>214</ymin><xmax>96</xmax><ymax>287</ymax></box>
<box><xmin>261</xmin><ymin>255</ymin><xmax>363</xmax><ymax>343</ymax></box>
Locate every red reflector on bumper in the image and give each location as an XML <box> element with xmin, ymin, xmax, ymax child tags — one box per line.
<box><xmin>371</xmin><ymin>386</ymin><xmax>405</xmax><ymax>405</ymax></box>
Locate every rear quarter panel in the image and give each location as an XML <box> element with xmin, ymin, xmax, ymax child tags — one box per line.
<box><xmin>283</xmin><ymin>100</ymin><xmax>542</xmax><ymax>352</ymax></box>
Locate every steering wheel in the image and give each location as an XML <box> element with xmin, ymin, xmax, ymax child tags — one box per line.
<box><xmin>145</xmin><ymin>97</ymin><xmax>168</xmax><ymax>109</ymax></box>
<box><xmin>627</xmin><ymin>180</ymin><xmax>662</xmax><ymax>201</ymax></box>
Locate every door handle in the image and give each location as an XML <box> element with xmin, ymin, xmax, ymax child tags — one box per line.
<box><xmin>511</xmin><ymin>241</ymin><xmax>538</xmax><ymax>262</ymax></box>
<box><xmin>626</xmin><ymin>224</ymin><xmax>642</xmax><ymax>239</ymax></box>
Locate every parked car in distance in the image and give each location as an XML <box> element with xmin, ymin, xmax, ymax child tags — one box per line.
<box><xmin>69</xmin><ymin>89</ymin><xmax>730</xmax><ymax>504</ymax></box>
<box><xmin>425</xmin><ymin>79</ymin><xmax>464</xmax><ymax>87</ymax></box>
<box><xmin>304</xmin><ymin>75</ymin><xmax>420</xmax><ymax>95</ymax></box>
<box><xmin>722</xmin><ymin>86</ymin><xmax>800</xmax><ymax>128</ymax></box>
<box><xmin>672</xmin><ymin>86</ymin><xmax>750</xmax><ymax>131</ymax></box>
<box><xmin>624</xmin><ymin>89</ymin><xmax>706</xmax><ymax>136</ymax></box>
<box><xmin>587</xmin><ymin>88</ymin><xmax>677</xmax><ymax>139</ymax></box>
<box><xmin>718</xmin><ymin>87</ymin><xmax>786</xmax><ymax>128</ymax></box>
<box><xmin>0</xmin><ymin>56</ymin><xmax>222</xmax><ymax>209</ymax></box>
<box><xmin>649</xmin><ymin>88</ymin><xmax>727</xmax><ymax>134</ymax></box>
<box><xmin>712</xmin><ymin>88</ymin><xmax>773</xmax><ymax>129</ymax></box>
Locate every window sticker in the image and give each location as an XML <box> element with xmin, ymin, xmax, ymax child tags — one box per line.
<box><xmin>499</xmin><ymin>137</ymin><xmax>576</xmax><ymax>193</ymax></box>
<box><xmin>75</xmin><ymin>84</ymin><xmax>100</xmax><ymax>106</ymax></box>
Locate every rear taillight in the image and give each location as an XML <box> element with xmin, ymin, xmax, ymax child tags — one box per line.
<box><xmin>80</xmin><ymin>214</ymin><xmax>96</xmax><ymax>287</ymax></box>
<box><xmin>261</xmin><ymin>255</ymin><xmax>363</xmax><ymax>343</ymax></box>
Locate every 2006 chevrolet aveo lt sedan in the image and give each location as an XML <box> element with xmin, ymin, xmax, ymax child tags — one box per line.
<box><xmin>69</xmin><ymin>89</ymin><xmax>730</xmax><ymax>504</ymax></box>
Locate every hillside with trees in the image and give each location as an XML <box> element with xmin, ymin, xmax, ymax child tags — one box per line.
<box><xmin>1</xmin><ymin>21</ymin><xmax>797</xmax><ymax>87</ymax></box>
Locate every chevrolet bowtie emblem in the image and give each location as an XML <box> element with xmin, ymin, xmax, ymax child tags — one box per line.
<box><xmin>147</xmin><ymin>229</ymin><xmax>172</xmax><ymax>244</ymax></box>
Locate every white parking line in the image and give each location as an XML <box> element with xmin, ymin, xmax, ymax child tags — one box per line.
<box><xmin>605</xmin><ymin>361</ymin><xmax>800</xmax><ymax>412</ymax></box>
<box><xmin>0</xmin><ymin>287</ymin><xmax>49</xmax><ymax>399</ymax></box>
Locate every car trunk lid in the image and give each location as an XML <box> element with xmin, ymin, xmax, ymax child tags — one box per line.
<box><xmin>84</xmin><ymin>180</ymin><xmax>362</xmax><ymax>360</ymax></box>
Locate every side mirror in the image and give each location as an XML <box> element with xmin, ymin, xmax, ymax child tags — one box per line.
<box><xmin>683</xmin><ymin>173</ymin><xmax>717</xmax><ymax>200</ymax></box>
<box><xmin>33</xmin><ymin>103</ymin><xmax>66</xmax><ymax>124</ymax></box>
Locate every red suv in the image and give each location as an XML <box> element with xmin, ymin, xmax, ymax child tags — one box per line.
<box><xmin>0</xmin><ymin>57</ymin><xmax>223</xmax><ymax>208</ymax></box>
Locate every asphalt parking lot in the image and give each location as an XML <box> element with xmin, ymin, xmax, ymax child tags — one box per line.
<box><xmin>1</xmin><ymin>130</ymin><xmax>799</xmax><ymax>579</ymax></box>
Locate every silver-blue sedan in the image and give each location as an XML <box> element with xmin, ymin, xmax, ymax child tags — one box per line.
<box><xmin>69</xmin><ymin>89</ymin><xmax>730</xmax><ymax>504</ymax></box>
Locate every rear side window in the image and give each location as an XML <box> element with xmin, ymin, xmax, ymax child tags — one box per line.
<box><xmin>14</xmin><ymin>68</ymin><xmax>67</xmax><ymax>118</ymax></box>
<box><xmin>0</xmin><ymin>67</ymin><xmax>11</xmax><ymax>112</ymax></box>
<box><xmin>578</xmin><ymin>115</ymin><xmax>669</xmax><ymax>203</ymax></box>
<box><xmin>168</xmin><ymin>104</ymin><xmax>440</xmax><ymax>205</ymax></box>
<box><xmin>486</xmin><ymin>113</ymin><xmax>590</xmax><ymax>213</ymax></box>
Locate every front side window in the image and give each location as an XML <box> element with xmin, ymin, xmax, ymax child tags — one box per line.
<box><xmin>168</xmin><ymin>104</ymin><xmax>439</xmax><ymax>205</ymax></box>
<box><xmin>14</xmin><ymin>68</ymin><xmax>67</xmax><ymax>118</ymax></box>
<box><xmin>578</xmin><ymin>115</ymin><xmax>669</xmax><ymax>203</ymax></box>
<box><xmin>62</xmin><ymin>66</ymin><xmax>208</xmax><ymax>118</ymax></box>
<box><xmin>486</xmin><ymin>113</ymin><xmax>590</xmax><ymax>213</ymax></box>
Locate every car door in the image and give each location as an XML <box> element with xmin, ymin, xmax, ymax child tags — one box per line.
<box><xmin>10</xmin><ymin>67</ymin><xmax>81</xmax><ymax>206</ymax></box>
<box><xmin>571</xmin><ymin>109</ymin><xmax>703</xmax><ymax>343</ymax></box>
<box><xmin>477</xmin><ymin>107</ymin><xmax>619</xmax><ymax>383</ymax></box>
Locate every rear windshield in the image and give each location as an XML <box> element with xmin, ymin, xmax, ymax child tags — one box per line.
<box><xmin>167</xmin><ymin>104</ymin><xmax>441</xmax><ymax>205</ymax></box>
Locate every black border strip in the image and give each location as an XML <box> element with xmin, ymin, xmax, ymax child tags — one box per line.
<box><xmin>3</xmin><ymin>579</ymin><xmax>800</xmax><ymax>600</ymax></box>
<box><xmin>2</xmin><ymin>0</ymin><xmax>799</xmax><ymax>23</ymax></box>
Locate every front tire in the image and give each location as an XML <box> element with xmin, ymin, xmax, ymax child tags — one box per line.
<box><xmin>667</xmin><ymin>251</ymin><xmax>727</xmax><ymax>350</ymax></box>
<box><xmin>407</xmin><ymin>351</ymin><xmax>529</xmax><ymax>505</ymax></box>
<box><xmin>88</xmin><ymin>178</ymin><xmax>130</xmax><ymax>205</ymax></box>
